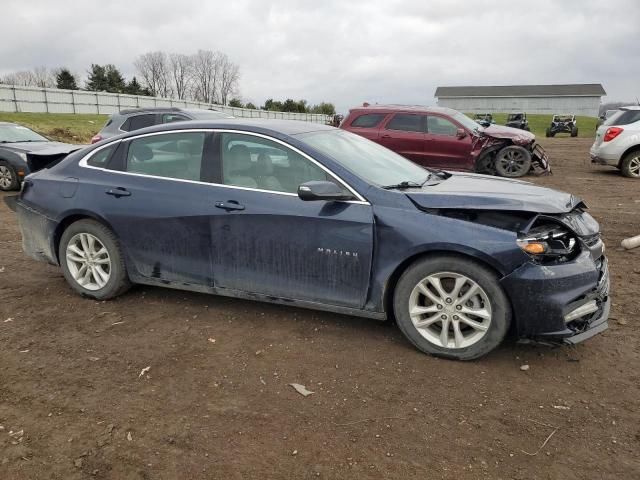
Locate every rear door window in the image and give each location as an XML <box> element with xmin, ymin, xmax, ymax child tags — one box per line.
<box><xmin>350</xmin><ymin>113</ymin><xmax>386</xmax><ymax>128</ymax></box>
<box><xmin>125</xmin><ymin>132</ymin><xmax>206</xmax><ymax>181</ymax></box>
<box><xmin>385</xmin><ymin>114</ymin><xmax>424</xmax><ymax>133</ymax></box>
<box><xmin>605</xmin><ymin>110</ymin><xmax>640</xmax><ymax>126</ymax></box>
<box><xmin>426</xmin><ymin>116</ymin><xmax>458</xmax><ymax>136</ymax></box>
<box><xmin>124</xmin><ymin>114</ymin><xmax>157</xmax><ymax>132</ymax></box>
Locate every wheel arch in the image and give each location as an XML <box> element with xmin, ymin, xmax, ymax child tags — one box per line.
<box><xmin>53</xmin><ymin>211</ymin><xmax>118</xmax><ymax>264</ymax></box>
<box><xmin>381</xmin><ymin>246</ymin><xmax>510</xmax><ymax>322</ymax></box>
<box><xmin>618</xmin><ymin>144</ymin><xmax>640</xmax><ymax>169</ymax></box>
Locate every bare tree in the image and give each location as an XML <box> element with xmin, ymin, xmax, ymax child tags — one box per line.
<box><xmin>190</xmin><ymin>49</ymin><xmax>222</xmax><ymax>104</ymax></box>
<box><xmin>1</xmin><ymin>67</ymin><xmax>55</xmax><ymax>88</ymax></box>
<box><xmin>134</xmin><ymin>51</ymin><xmax>171</xmax><ymax>97</ymax></box>
<box><xmin>168</xmin><ymin>53</ymin><xmax>192</xmax><ymax>100</ymax></box>
<box><xmin>219</xmin><ymin>54</ymin><xmax>240</xmax><ymax>105</ymax></box>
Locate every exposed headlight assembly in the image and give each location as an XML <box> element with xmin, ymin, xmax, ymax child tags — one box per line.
<box><xmin>517</xmin><ymin>221</ymin><xmax>578</xmax><ymax>262</ymax></box>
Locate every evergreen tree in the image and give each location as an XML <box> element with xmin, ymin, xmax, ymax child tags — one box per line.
<box><xmin>125</xmin><ymin>76</ymin><xmax>143</xmax><ymax>95</ymax></box>
<box><xmin>228</xmin><ymin>98</ymin><xmax>243</xmax><ymax>108</ymax></box>
<box><xmin>55</xmin><ymin>68</ymin><xmax>78</xmax><ymax>90</ymax></box>
<box><xmin>85</xmin><ymin>64</ymin><xmax>107</xmax><ymax>91</ymax></box>
<box><xmin>104</xmin><ymin>64</ymin><xmax>126</xmax><ymax>93</ymax></box>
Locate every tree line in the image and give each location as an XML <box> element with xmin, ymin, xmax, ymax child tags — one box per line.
<box><xmin>0</xmin><ymin>51</ymin><xmax>336</xmax><ymax>114</ymax></box>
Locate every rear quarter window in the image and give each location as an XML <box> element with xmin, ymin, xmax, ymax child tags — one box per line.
<box><xmin>87</xmin><ymin>143</ymin><xmax>117</xmax><ymax>168</ymax></box>
<box><xmin>350</xmin><ymin>113</ymin><xmax>386</xmax><ymax>128</ymax></box>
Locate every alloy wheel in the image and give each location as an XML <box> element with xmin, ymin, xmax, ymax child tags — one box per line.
<box><xmin>65</xmin><ymin>233</ymin><xmax>111</xmax><ymax>291</ymax></box>
<box><xmin>629</xmin><ymin>156</ymin><xmax>640</xmax><ymax>177</ymax></box>
<box><xmin>0</xmin><ymin>165</ymin><xmax>13</xmax><ymax>189</ymax></box>
<box><xmin>408</xmin><ymin>272</ymin><xmax>492</xmax><ymax>349</ymax></box>
<box><xmin>496</xmin><ymin>150</ymin><xmax>528</xmax><ymax>176</ymax></box>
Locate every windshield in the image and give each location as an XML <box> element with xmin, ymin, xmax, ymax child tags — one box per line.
<box><xmin>296</xmin><ymin>129</ymin><xmax>430</xmax><ymax>187</ymax></box>
<box><xmin>450</xmin><ymin>111</ymin><xmax>481</xmax><ymax>132</ymax></box>
<box><xmin>185</xmin><ymin>109</ymin><xmax>234</xmax><ymax>120</ymax></box>
<box><xmin>0</xmin><ymin>124</ymin><xmax>48</xmax><ymax>143</ymax></box>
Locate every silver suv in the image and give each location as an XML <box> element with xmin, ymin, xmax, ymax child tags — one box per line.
<box><xmin>91</xmin><ymin>107</ymin><xmax>233</xmax><ymax>144</ymax></box>
<box><xmin>590</xmin><ymin>106</ymin><xmax>640</xmax><ymax>178</ymax></box>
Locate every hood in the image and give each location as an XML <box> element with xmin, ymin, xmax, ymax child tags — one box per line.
<box><xmin>406</xmin><ymin>172</ymin><xmax>583</xmax><ymax>214</ymax></box>
<box><xmin>480</xmin><ymin>124</ymin><xmax>535</xmax><ymax>144</ymax></box>
<box><xmin>1</xmin><ymin>141</ymin><xmax>84</xmax><ymax>155</ymax></box>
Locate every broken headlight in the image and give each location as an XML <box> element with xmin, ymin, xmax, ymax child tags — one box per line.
<box><xmin>517</xmin><ymin>221</ymin><xmax>578</xmax><ymax>262</ymax></box>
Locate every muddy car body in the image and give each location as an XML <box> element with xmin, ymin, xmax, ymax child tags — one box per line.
<box><xmin>0</xmin><ymin>122</ymin><xmax>84</xmax><ymax>191</ymax></box>
<box><xmin>340</xmin><ymin>105</ymin><xmax>549</xmax><ymax>178</ymax></box>
<box><xmin>8</xmin><ymin>119</ymin><xmax>608</xmax><ymax>360</ymax></box>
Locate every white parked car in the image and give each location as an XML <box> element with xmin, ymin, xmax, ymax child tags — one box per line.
<box><xmin>590</xmin><ymin>106</ymin><xmax>640</xmax><ymax>178</ymax></box>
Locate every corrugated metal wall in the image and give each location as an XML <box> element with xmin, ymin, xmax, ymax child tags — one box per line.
<box><xmin>0</xmin><ymin>85</ymin><xmax>332</xmax><ymax>124</ymax></box>
<box><xmin>437</xmin><ymin>96</ymin><xmax>601</xmax><ymax>116</ymax></box>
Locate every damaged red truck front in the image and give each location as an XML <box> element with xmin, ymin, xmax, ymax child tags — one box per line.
<box><xmin>340</xmin><ymin>105</ymin><xmax>550</xmax><ymax>178</ymax></box>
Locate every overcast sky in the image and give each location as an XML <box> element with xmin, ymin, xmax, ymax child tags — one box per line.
<box><xmin>2</xmin><ymin>0</ymin><xmax>639</xmax><ymax>112</ymax></box>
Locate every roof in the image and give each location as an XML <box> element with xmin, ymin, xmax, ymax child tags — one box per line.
<box><xmin>349</xmin><ymin>104</ymin><xmax>458</xmax><ymax>115</ymax></box>
<box><xmin>434</xmin><ymin>84</ymin><xmax>606</xmax><ymax>98</ymax></box>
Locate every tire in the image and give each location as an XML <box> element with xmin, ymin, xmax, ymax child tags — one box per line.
<box><xmin>59</xmin><ymin>219</ymin><xmax>131</xmax><ymax>300</ymax></box>
<box><xmin>545</xmin><ymin>128</ymin><xmax>551</xmax><ymax>138</ymax></box>
<box><xmin>0</xmin><ymin>161</ymin><xmax>19</xmax><ymax>191</ymax></box>
<box><xmin>620</xmin><ymin>151</ymin><xmax>640</xmax><ymax>178</ymax></box>
<box><xmin>475</xmin><ymin>152</ymin><xmax>496</xmax><ymax>175</ymax></box>
<box><xmin>393</xmin><ymin>255</ymin><xmax>511</xmax><ymax>360</ymax></box>
<box><xmin>571</xmin><ymin>127</ymin><xmax>578</xmax><ymax>137</ymax></box>
<box><xmin>494</xmin><ymin>145</ymin><xmax>532</xmax><ymax>178</ymax></box>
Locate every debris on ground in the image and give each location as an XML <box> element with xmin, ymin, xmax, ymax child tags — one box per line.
<box><xmin>520</xmin><ymin>364</ymin><xmax>530</xmax><ymax>371</ymax></box>
<box><xmin>621</xmin><ymin>235</ymin><xmax>640</xmax><ymax>250</ymax></box>
<box><xmin>208</xmin><ymin>338</ymin><xmax>216</xmax><ymax>343</ymax></box>
<box><xmin>138</xmin><ymin>366</ymin><xmax>151</xmax><ymax>378</ymax></box>
<box><xmin>289</xmin><ymin>383</ymin><xmax>314</xmax><ymax>397</ymax></box>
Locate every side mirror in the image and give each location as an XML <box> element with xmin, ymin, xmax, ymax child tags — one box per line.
<box><xmin>456</xmin><ymin>128</ymin><xmax>467</xmax><ymax>139</ymax></box>
<box><xmin>297</xmin><ymin>181</ymin><xmax>353</xmax><ymax>201</ymax></box>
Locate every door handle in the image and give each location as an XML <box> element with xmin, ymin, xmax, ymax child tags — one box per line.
<box><xmin>105</xmin><ymin>187</ymin><xmax>131</xmax><ymax>197</ymax></box>
<box><xmin>215</xmin><ymin>201</ymin><xmax>245</xmax><ymax>211</ymax></box>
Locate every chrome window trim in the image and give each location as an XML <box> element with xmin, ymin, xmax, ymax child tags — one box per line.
<box><xmin>78</xmin><ymin>128</ymin><xmax>370</xmax><ymax>205</ymax></box>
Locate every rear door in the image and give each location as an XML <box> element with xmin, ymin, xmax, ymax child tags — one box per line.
<box><xmin>344</xmin><ymin>112</ymin><xmax>388</xmax><ymax>142</ymax></box>
<box><xmin>424</xmin><ymin>115</ymin><xmax>473</xmax><ymax>170</ymax></box>
<box><xmin>208</xmin><ymin>131</ymin><xmax>374</xmax><ymax>309</ymax></box>
<box><xmin>378</xmin><ymin>113</ymin><xmax>428</xmax><ymax>165</ymax></box>
<box><xmin>77</xmin><ymin>130</ymin><xmax>217</xmax><ymax>286</ymax></box>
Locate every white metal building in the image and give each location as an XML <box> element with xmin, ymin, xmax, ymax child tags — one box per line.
<box><xmin>434</xmin><ymin>84</ymin><xmax>606</xmax><ymax>117</ymax></box>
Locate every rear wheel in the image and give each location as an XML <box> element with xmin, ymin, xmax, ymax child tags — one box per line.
<box><xmin>571</xmin><ymin>127</ymin><xmax>578</xmax><ymax>137</ymax></box>
<box><xmin>621</xmin><ymin>151</ymin><xmax>640</xmax><ymax>178</ymax></box>
<box><xmin>393</xmin><ymin>256</ymin><xmax>510</xmax><ymax>360</ymax></box>
<box><xmin>59</xmin><ymin>219</ymin><xmax>131</xmax><ymax>300</ymax></box>
<box><xmin>494</xmin><ymin>146</ymin><xmax>532</xmax><ymax>178</ymax></box>
<box><xmin>545</xmin><ymin>128</ymin><xmax>552</xmax><ymax>138</ymax></box>
<box><xmin>0</xmin><ymin>162</ymin><xmax>19</xmax><ymax>191</ymax></box>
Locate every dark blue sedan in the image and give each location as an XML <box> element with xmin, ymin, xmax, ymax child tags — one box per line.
<box><xmin>10</xmin><ymin>119</ymin><xmax>610</xmax><ymax>360</ymax></box>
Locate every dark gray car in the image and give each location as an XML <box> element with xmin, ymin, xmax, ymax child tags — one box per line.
<box><xmin>90</xmin><ymin>107</ymin><xmax>233</xmax><ymax>144</ymax></box>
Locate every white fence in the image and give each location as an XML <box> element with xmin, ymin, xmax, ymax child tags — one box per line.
<box><xmin>0</xmin><ymin>84</ymin><xmax>332</xmax><ymax>124</ymax></box>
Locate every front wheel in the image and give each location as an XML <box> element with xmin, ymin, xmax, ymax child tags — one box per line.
<box><xmin>571</xmin><ymin>127</ymin><xmax>578</xmax><ymax>137</ymax></box>
<box><xmin>59</xmin><ymin>219</ymin><xmax>131</xmax><ymax>300</ymax></box>
<box><xmin>545</xmin><ymin>128</ymin><xmax>552</xmax><ymax>137</ymax></box>
<box><xmin>494</xmin><ymin>146</ymin><xmax>532</xmax><ymax>178</ymax></box>
<box><xmin>393</xmin><ymin>256</ymin><xmax>511</xmax><ymax>360</ymax></box>
<box><xmin>0</xmin><ymin>162</ymin><xmax>19</xmax><ymax>191</ymax></box>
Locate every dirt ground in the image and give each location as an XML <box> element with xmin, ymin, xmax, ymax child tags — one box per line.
<box><xmin>0</xmin><ymin>138</ymin><xmax>638</xmax><ymax>480</ymax></box>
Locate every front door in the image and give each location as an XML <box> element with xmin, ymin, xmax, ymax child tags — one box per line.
<box><xmin>424</xmin><ymin>115</ymin><xmax>473</xmax><ymax>170</ymax></box>
<box><xmin>209</xmin><ymin>132</ymin><xmax>374</xmax><ymax>309</ymax></box>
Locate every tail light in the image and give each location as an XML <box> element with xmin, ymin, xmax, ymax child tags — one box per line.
<box><xmin>90</xmin><ymin>134</ymin><xmax>103</xmax><ymax>144</ymax></box>
<box><xmin>603</xmin><ymin>127</ymin><xmax>623</xmax><ymax>142</ymax></box>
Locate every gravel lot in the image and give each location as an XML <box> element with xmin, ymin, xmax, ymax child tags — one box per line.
<box><xmin>0</xmin><ymin>138</ymin><xmax>638</xmax><ymax>479</ymax></box>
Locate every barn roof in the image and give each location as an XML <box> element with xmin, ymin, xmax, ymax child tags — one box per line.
<box><xmin>434</xmin><ymin>84</ymin><xmax>606</xmax><ymax>98</ymax></box>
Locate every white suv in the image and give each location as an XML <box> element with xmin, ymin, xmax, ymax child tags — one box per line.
<box><xmin>590</xmin><ymin>106</ymin><xmax>640</xmax><ymax>178</ymax></box>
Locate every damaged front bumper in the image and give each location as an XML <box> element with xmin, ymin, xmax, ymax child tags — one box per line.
<box><xmin>500</xmin><ymin>249</ymin><xmax>610</xmax><ymax>346</ymax></box>
<box><xmin>531</xmin><ymin>143</ymin><xmax>552</xmax><ymax>175</ymax></box>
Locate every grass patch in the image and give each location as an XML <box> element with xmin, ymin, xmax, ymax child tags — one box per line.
<box><xmin>468</xmin><ymin>113</ymin><xmax>598</xmax><ymax>138</ymax></box>
<box><xmin>0</xmin><ymin>112</ymin><xmax>108</xmax><ymax>144</ymax></box>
